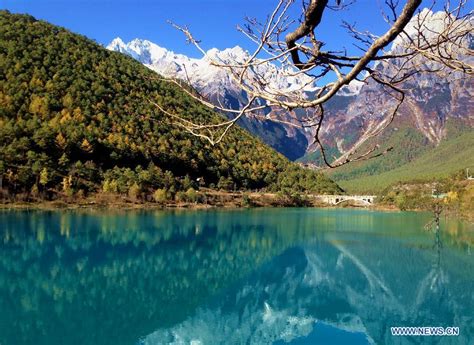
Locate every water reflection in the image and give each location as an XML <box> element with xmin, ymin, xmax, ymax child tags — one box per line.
<box><xmin>141</xmin><ymin>212</ymin><xmax>473</xmax><ymax>345</ymax></box>
<box><xmin>0</xmin><ymin>209</ymin><xmax>472</xmax><ymax>345</ymax></box>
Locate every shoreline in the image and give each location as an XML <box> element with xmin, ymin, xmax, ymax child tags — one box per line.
<box><xmin>0</xmin><ymin>195</ymin><xmax>401</xmax><ymax>213</ymax></box>
<box><xmin>2</xmin><ymin>200</ymin><xmax>472</xmax><ymax>223</ymax></box>
<box><xmin>2</xmin><ymin>190</ymin><xmax>470</xmax><ymax>222</ymax></box>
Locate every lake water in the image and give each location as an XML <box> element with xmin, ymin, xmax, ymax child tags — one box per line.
<box><xmin>0</xmin><ymin>208</ymin><xmax>473</xmax><ymax>345</ymax></box>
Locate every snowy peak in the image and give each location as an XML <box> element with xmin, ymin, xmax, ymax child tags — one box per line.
<box><xmin>107</xmin><ymin>37</ymin><xmax>128</xmax><ymax>53</ymax></box>
<box><xmin>107</xmin><ymin>37</ymin><xmax>189</xmax><ymax>66</ymax></box>
<box><xmin>390</xmin><ymin>9</ymin><xmax>473</xmax><ymax>53</ymax></box>
<box><xmin>107</xmin><ymin>37</ymin><xmax>321</xmax><ymax>94</ymax></box>
<box><xmin>340</xmin><ymin>80</ymin><xmax>364</xmax><ymax>96</ymax></box>
<box><xmin>207</xmin><ymin>46</ymin><xmax>249</xmax><ymax>62</ymax></box>
<box><xmin>401</xmin><ymin>9</ymin><xmax>454</xmax><ymax>41</ymax></box>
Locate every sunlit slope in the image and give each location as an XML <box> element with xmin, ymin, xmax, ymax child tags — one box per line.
<box><xmin>336</xmin><ymin>131</ymin><xmax>474</xmax><ymax>193</ymax></box>
<box><xmin>0</xmin><ymin>11</ymin><xmax>341</xmax><ymax>195</ymax></box>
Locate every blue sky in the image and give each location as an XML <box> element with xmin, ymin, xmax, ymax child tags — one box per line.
<box><xmin>1</xmin><ymin>0</ymin><xmax>470</xmax><ymax>57</ymax></box>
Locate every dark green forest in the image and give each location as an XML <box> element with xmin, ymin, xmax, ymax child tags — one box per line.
<box><xmin>0</xmin><ymin>11</ymin><xmax>341</xmax><ymax>203</ymax></box>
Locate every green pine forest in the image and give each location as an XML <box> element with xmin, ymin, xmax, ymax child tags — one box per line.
<box><xmin>0</xmin><ymin>11</ymin><xmax>342</xmax><ymax>204</ymax></box>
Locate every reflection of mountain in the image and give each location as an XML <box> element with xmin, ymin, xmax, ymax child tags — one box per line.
<box><xmin>143</xmin><ymin>224</ymin><xmax>474</xmax><ymax>345</ymax></box>
<box><xmin>0</xmin><ymin>209</ymin><xmax>472</xmax><ymax>345</ymax></box>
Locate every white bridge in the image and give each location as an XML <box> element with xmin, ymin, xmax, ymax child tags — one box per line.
<box><xmin>312</xmin><ymin>194</ymin><xmax>377</xmax><ymax>205</ymax></box>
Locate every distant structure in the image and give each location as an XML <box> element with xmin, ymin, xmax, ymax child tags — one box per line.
<box><xmin>467</xmin><ymin>168</ymin><xmax>474</xmax><ymax>180</ymax></box>
<box><xmin>431</xmin><ymin>187</ymin><xmax>448</xmax><ymax>199</ymax></box>
<box><xmin>431</xmin><ymin>192</ymin><xmax>448</xmax><ymax>199</ymax></box>
<box><xmin>314</xmin><ymin>195</ymin><xmax>376</xmax><ymax>205</ymax></box>
<box><xmin>298</xmin><ymin>162</ymin><xmax>321</xmax><ymax>171</ymax></box>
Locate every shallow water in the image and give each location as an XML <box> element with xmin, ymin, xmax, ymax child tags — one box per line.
<box><xmin>0</xmin><ymin>208</ymin><xmax>472</xmax><ymax>345</ymax></box>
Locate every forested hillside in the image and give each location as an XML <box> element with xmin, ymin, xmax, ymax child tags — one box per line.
<box><xmin>0</xmin><ymin>11</ymin><xmax>341</xmax><ymax>202</ymax></box>
<box><xmin>334</xmin><ymin>130</ymin><xmax>474</xmax><ymax>193</ymax></box>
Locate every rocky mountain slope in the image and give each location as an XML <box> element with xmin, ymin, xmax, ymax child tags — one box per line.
<box><xmin>107</xmin><ymin>9</ymin><xmax>473</xmax><ymax>176</ymax></box>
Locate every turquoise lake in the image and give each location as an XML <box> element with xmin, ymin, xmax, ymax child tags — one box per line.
<box><xmin>0</xmin><ymin>208</ymin><xmax>473</xmax><ymax>345</ymax></box>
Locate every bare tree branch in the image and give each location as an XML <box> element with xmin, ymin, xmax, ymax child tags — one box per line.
<box><xmin>152</xmin><ymin>0</ymin><xmax>472</xmax><ymax>168</ymax></box>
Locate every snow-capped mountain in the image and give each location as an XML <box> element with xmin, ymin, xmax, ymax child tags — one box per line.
<box><xmin>107</xmin><ymin>37</ymin><xmax>319</xmax><ymax>100</ymax></box>
<box><xmin>106</xmin><ymin>37</ymin><xmax>363</xmax><ymax>159</ymax></box>
<box><xmin>107</xmin><ymin>9</ymin><xmax>473</xmax><ymax>163</ymax></box>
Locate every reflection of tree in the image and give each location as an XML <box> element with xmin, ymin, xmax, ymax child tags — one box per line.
<box><xmin>0</xmin><ymin>209</ymin><xmax>322</xmax><ymax>345</ymax></box>
<box><xmin>412</xmin><ymin>214</ymin><xmax>448</xmax><ymax>331</ymax></box>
